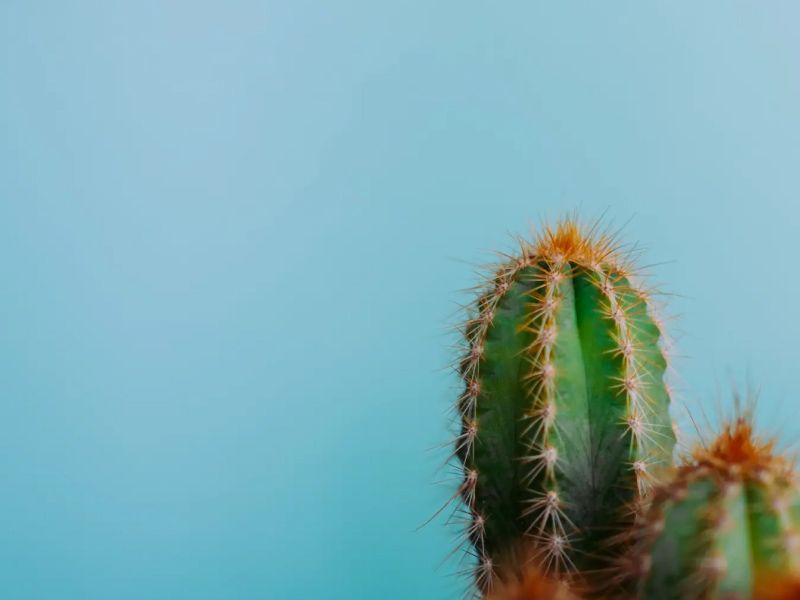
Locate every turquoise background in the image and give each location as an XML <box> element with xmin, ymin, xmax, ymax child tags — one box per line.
<box><xmin>2</xmin><ymin>2</ymin><xmax>800</xmax><ymax>598</ymax></box>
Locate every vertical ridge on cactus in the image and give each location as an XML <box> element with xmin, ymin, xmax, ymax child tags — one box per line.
<box><xmin>632</xmin><ymin>417</ymin><xmax>800</xmax><ymax>600</ymax></box>
<box><xmin>452</xmin><ymin>217</ymin><xmax>676</xmax><ymax>594</ymax></box>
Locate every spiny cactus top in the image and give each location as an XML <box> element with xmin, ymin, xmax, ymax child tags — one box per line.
<box><xmin>633</xmin><ymin>418</ymin><xmax>800</xmax><ymax>600</ymax></box>
<box><xmin>453</xmin><ymin>218</ymin><xmax>676</xmax><ymax>593</ymax></box>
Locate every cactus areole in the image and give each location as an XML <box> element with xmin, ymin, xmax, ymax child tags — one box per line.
<box><xmin>455</xmin><ymin>219</ymin><xmax>676</xmax><ymax>593</ymax></box>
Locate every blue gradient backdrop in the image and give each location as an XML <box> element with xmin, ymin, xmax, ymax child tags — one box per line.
<box><xmin>2</xmin><ymin>2</ymin><xmax>800</xmax><ymax>599</ymax></box>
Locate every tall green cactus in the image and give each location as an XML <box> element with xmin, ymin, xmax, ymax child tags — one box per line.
<box><xmin>631</xmin><ymin>417</ymin><xmax>800</xmax><ymax>600</ymax></box>
<box><xmin>454</xmin><ymin>219</ymin><xmax>676</xmax><ymax>593</ymax></box>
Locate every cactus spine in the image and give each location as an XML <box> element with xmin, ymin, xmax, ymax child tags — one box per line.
<box><xmin>633</xmin><ymin>417</ymin><xmax>800</xmax><ymax>600</ymax></box>
<box><xmin>455</xmin><ymin>219</ymin><xmax>676</xmax><ymax>593</ymax></box>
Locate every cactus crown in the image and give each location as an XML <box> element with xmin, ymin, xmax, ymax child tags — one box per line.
<box><xmin>695</xmin><ymin>418</ymin><xmax>782</xmax><ymax>473</ymax></box>
<box><xmin>533</xmin><ymin>219</ymin><xmax>621</xmax><ymax>267</ymax></box>
<box><xmin>635</xmin><ymin>417</ymin><xmax>800</xmax><ymax>600</ymax></box>
<box><xmin>452</xmin><ymin>218</ymin><xmax>675</xmax><ymax>594</ymax></box>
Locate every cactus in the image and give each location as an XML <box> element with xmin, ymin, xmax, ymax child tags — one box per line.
<box><xmin>631</xmin><ymin>417</ymin><xmax>800</xmax><ymax>600</ymax></box>
<box><xmin>453</xmin><ymin>218</ymin><xmax>676</xmax><ymax>594</ymax></box>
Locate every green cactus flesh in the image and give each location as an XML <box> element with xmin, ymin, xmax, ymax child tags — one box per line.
<box><xmin>455</xmin><ymin>221</ymin><xmax>676</xmax><ymax>592</ymax></box>
<box><xmin>637</xmin><ymin>419</ymin><xmax>800</xmax><ymax>600</ymax></box>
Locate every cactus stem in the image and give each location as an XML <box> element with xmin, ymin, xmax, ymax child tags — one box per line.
<box><xmin>448</xmin><ymin>217</ymin><xmax>675</xmax><ymax>594</ymax></box>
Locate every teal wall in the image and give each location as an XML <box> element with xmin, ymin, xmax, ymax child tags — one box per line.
<box><xmin>2</xmin><ymin>2</ymin><xmax>800</xmax><ymax>598</ymax></box>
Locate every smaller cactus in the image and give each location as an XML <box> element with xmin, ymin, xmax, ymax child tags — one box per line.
<box><xmin>631</xmin><ymin>416</ymin><xmax>800</xmax><ymax>600</ymax></box>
